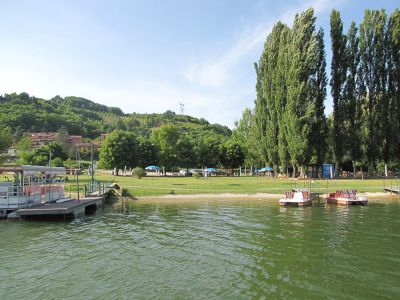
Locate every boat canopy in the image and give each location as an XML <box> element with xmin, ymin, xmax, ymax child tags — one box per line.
<box><xmin>0</xmin><ymin>165</ymin><xmax>66</xmax><ymax>176</ymax></box>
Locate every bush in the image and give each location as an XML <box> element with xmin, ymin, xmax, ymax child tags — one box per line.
<box><xmin>376</xmin><ymin>161</ymin><xmax>385</xmax><ymax>176</ymax></box>
<box><xmin>133</xmin><ymin>167</ymin><xmax>145</xmax><ymax>179</ymax></box>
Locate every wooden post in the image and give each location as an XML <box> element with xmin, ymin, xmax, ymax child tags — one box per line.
<box><xmin>325</xmin><ymin>178</ymin><xmax>328</xmax><ymax>194</ymax></box>
<box><xmin>391</xmin><ymin>179</ymin><xmax>393</xmax><ymax>195</ymax></box>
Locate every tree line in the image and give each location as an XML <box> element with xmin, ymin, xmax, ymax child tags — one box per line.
<box><xmin>0</xmin><ymin>92</ymin><xmax>242</xmax><ymax>170</ymax></box>
<box><xmin>0</xmin><ymin>94</ymin><xmax>245</xmax><ymax>171</ymax></box>
<box><xmin>98</xmin><ymin>126</ymin><xmax>244</xmax><ymax>173</ymax></box>
<box><xmin>234</xmin><ymin>8</ymin><xmax>400</xmax><ymax>176</ymax></box>
<box><xmin>1</xmin><ymin>123</ymin><xmax>244</xmax><ymax>172</ymax></box>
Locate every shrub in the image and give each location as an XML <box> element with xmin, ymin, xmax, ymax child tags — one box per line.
<box><xmin>375</xmin><ymin>161</ymin><xmax>383</xmax><ymax>176</ymax></box>
<box><xmin>133</xmin><ymin>167</ymin><xmax>145</xmax><ymax>179</ymax></box>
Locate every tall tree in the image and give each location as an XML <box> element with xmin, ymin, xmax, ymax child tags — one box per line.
<box><xmin>219</xmin><ymin>140</ymin><xmax>245</xmax><ymax>173</ymax></box>
<box><xmin>176</xmin><ymin>135</ymin><xmax>196</xmax><ymax>169</ymax></box>
<box><xmin>276</xmin><ymin>26</ymin><xmax>291</xmax><ymax>172</ymax></box>
<box><xmin>359</xmin><ymin>9</ymin><xmax>387</xmax><ymax>172</ymax></box>
<box><xmin>196</xmin><ymin>133</ymin><xmax>223</xmax><ymax>168</ymax></box>
<box><xmin>137</xmin><ymin>138</ymin><xmax>158</xmax><ymax>168</ymax></box>
<box><xmin>344</xmin><ymin>22</ymin><xmax>363</xmax><ymax>174</ymax></box>
<box><xmin>253</xmin><ymin>62</ymin><xmax>269</xmax><ymax>165</ymax></box>
<box><xmin>330</xmin><ymin>9</ymin><xmax>348</xmax><ymax>173</ymax></box>
<box><xmin>150</xmin><ymin>124</ymin><xmax>180</xmax><ymax>170</ymax></box>
<box><xmin>310</xmin><ymin>28</ymin><xmax>328</xmax><ymax>167</ymax></box>
<box><xmin>261</xmin><ymin>22</ymin><xmax>288</xmax><ymax>169</ymax></box>
<box><xmin>232</xmin><ymin>108</ymin><xmax>262</xmax><ymax>167</ymax></box>
<box><xmin>99</xmin><ymin>130</ymin><xmax>139</xmax><ymax>173</ymax></box>
<box><xmin>386</xmin><ymin>9</ymin><xmax>400</xmax><ymax>169</ymax></box>
<box><xmin>284</xmin><ymin>8</ymin><xmax>319</xmax><ymax>176</ymax></box>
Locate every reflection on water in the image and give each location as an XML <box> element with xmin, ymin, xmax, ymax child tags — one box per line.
<box><xmin>0</xmin><ymin>200</ymin><xmax>400</xmax><ymax>299</ymax></box>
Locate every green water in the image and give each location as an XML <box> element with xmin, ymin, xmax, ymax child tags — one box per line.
<box><xmin>1</xmin><ymin>199</ymin><xmax>400</xmax><ymax>299</ymax></box>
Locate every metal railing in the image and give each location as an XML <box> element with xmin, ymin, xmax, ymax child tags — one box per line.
<box><xmin>383</xmin><ymin>176</ymin><xmax>400</xmax><ymax>198</ymax></box>
<box><xmin>0</xmin><ymin>186</ymin><xmax>41</xmax><ymax>209</ymax></box>
<box><xmin>84</xmin><ymin>181</ymin><xmax>111</xmax><ymax>197</ymax></box>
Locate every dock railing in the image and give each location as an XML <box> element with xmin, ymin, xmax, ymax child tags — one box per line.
<box><xmin>0</xmin><ymin>185</ymin><xmax>42</xmax><ymax>209</ymax></box>
<box><xmin>84</xmin><ymin>181</ymin><xmax>111</xmax><ymax>197</ymax></box>
<box><xmin>64</xmin><ymin>181</ymin><xmax>110</xmax><ymax>199</ymax></box>
<box><xmin>384</xmin><ymin>176</ymin><xmax>400</xmax><ymax>198</ymax></box>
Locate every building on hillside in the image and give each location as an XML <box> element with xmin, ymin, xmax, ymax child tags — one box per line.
<box><xmin>29</xmin><ymin>132</ymin><xmax>58</xmax><ymax>148</ymax></box>
<box><xmin>28</xmin><ymin>132</ymin><xmax>106</xmax><ymax>149</ymax></box>
<box><xmin>29</xmin><ymin>132</ymin><xmax>83</xmax><ymax>149</ymax></box>
<box><xmin>67</xmin><ymin>135</ymin><xmax>84</xmax><ymax>146</ymax></box>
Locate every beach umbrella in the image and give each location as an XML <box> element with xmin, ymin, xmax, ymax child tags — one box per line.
<box><xmin>260</xmin><ymin>167</ymin><xmax>273</xmax><ymax>172</ymax></box>
<box><xmin>145</xmin><ymin>165</ymin><xmax>160</xmax><ymax>171</ymax></box>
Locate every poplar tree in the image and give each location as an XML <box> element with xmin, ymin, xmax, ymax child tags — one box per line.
<box><xmin>277</xmin><ymin>26</ymin><xmax>291</xmax><ymax>172</ymax></box>
<box><xmin>344</xmin><ymin>22</ymin><xmax>362</xmax><ymax>174</ymax></box>
<box><xmin>387</xmin><ymin>9</ymin><xmax>400</xmax><ymax>169</ymax></box>
<box><xmin>253</xmin><ymin>62</ymin><xmax>269</xmax><ymax>165</ymax></box>
<box><xmin>262</xmin><ymin>22</ymin><xmax>287</xmax><ymax>169</ymax></box>
<box><xmin>285</xmin><ymin>8</ymin><xmax>318</xmax><ymax>176</ymax></box>
<box><xmin>310</xmin><ymin>28</ymin><xmax>328</xmax><ymax>167</ymax></box>
<box><xmin>359</xmin><ymin>9</ymin><xmax>387</xmax><ymax>172</ymax></box>
<box><xmin>330</xmin><ymin>9</ymin><xmax>347</xmax><ymax>173</ymax></box>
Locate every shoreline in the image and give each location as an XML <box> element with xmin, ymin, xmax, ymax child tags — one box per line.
<box><xmin>131</xmin><ymin>191</ymin><xmax>398</xmax><ymax>204</ymax></box>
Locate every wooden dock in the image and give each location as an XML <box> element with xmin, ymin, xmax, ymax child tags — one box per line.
<box><xmin>384</xmin><ymin>188</ymin><xmax>400</xmax><ymax>195</ymax></box>
<box><xmin>15</xmin><ymin>196</ymin><xmax>104</xmax><ymax>219</ymax></box>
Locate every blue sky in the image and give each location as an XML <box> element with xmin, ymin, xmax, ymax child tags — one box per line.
<box><xmin>0</xmin><ymin>0</ymin><xmax>398</xmax><ymax>128</ymax></box>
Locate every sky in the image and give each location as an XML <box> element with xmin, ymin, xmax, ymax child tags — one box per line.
<box><xmin>0</xmin><ymin>0</ymin><xmax>398</xmax><ymax>128</ymax></box>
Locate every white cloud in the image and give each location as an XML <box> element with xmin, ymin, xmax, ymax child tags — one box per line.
<box><xmin>183</xmin><ymin>0</ymin><xmax>338</xmax><ymax>88</ymax></box>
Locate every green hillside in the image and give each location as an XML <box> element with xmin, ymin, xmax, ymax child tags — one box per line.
<box><xmin>0</xmin><ymin>92</ymin><xmax>231</xmax><ymax>140</ymax></box>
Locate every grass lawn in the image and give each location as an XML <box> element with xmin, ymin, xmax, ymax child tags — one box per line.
<box><xmin>2</xmin><ymin>173</ymin><xmax>397</xmax><ymax>197</ymax></box>
<box><xmin>71</xmin><ymin>174</ymin><xmax>396</xmax><ymax>197</ymax></box>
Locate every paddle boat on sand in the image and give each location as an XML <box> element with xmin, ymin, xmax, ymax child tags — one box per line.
<box><xmin>325</xmin><ymin>190</ymin><xmax>367</xmax><ymax>206</ymax></box>
<box><xmin>279</xmin><ymin>191</ymin><xmax>312</xmax><ymax>207</ymax></box>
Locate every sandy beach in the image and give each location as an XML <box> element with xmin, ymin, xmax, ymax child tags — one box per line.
<box><xmin>132</xmin><ymin>191</ymin><xmax>398</xmax><ymax>204</ymax></box>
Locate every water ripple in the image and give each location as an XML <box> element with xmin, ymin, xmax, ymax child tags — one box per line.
<box><xmin>1</xmin><ymin>200</ymin><xmax>400</xmax><ymax>299</ymax></box>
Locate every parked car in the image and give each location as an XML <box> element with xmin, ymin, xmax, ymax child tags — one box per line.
<box><xmin>179</xmin><ymin>170</ymin><xmax>193</xmax><ymax>176</ymax></box>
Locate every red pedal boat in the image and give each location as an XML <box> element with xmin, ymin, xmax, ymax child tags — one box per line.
<box><xmin>325</xmin><ymin>190</ymin><xmax>367</xmax><ymax>206</ymax></box>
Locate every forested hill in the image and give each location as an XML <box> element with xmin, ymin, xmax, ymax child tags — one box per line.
<box><xmin>0</xmin><ymin>92</ymin><xmax>231</xmax><ymax>139</ymax></box>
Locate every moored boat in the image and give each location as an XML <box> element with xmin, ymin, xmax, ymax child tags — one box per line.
<box><xmin>0</xmin><ymin>165</ymin><xmax>66</xmax><ymax>218</ymax></box>
<box><xmin>279</xmin><ymin>191</ymin><xmax>312</xmax><ymax>206</ymax></box>
<box><xmin>325</xmin><ymin>190</ymin><xmax>367</xmax><ymax>206</ymax></box>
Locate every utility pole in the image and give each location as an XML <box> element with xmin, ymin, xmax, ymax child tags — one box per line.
<box><xmin>48</xmin><ymin>150</ymin><xmax>52</xmax><ymax>202</ymax></box>
<box><xmin>76</xmin><ymin>145</ymin><xmax>80</xmax><ymax>200</ymax></box>
<box><xmin>90</xmin><ymin>143</ymin><xmax>94</xmax><ymax>184</ymax></box>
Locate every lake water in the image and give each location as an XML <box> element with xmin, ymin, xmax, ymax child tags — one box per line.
<box><xmin>1</xmin><ymin>199</ymin><xmax>400</xmax><ymax>299</ymax></box>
